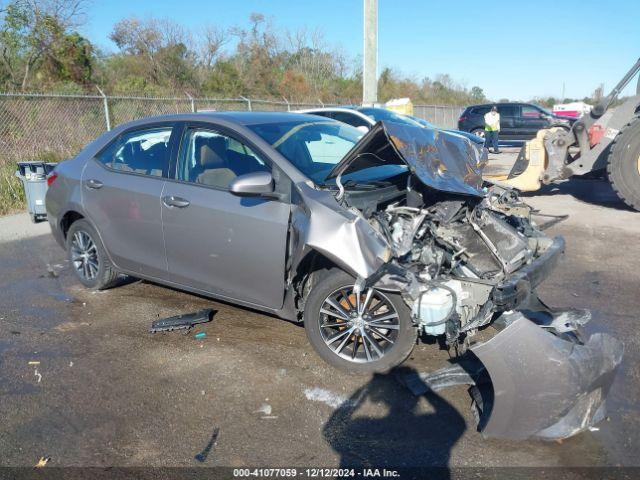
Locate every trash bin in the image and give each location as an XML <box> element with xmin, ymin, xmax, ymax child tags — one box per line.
<box><xmin>15</xmin><ymin>161</ymin><xmax>58</xmax><ymax>223</ymax></box>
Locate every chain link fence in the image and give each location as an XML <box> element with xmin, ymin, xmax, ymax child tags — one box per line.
<box><xmin>414</xmin><ymin>104</ymin><xmax>464</xmax><ymax>130</ymax></box>
<box><xmin>0</xmin><ymin>92</ymin><xmax>464</xmax><ymax>214</ymax></box>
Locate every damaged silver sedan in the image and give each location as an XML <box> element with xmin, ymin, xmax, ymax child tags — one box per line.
<box><xmin>45</xmin><ymin>112</ymin><xmax>622</xmax><ymax>440</ymax></box>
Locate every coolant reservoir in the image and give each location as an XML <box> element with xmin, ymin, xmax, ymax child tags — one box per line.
<box><xmin>413</xmin><ymin>287</ymin><xmax>454</xmax><ymax>336</ymax></box>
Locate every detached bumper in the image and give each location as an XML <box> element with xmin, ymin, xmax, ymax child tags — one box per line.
<box><xmin>492</xmin><ymin>236</ymin><xmax>565</xmax><ymax>309</ymax></box>
<box><xmin>398</xmin><ymin>309</ymin><xmax>623</xmax><ymax>441</ymax></box>
<box><xmin>471</xmin><ymin>312</ymin><xmax>623</xmax><ymax>440</ymax></box>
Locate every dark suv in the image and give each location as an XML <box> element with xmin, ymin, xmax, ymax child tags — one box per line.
<box><xmin>458</xmin><ymin>103</ymin><xmax>575</xmax><ymax>141</ymax></box>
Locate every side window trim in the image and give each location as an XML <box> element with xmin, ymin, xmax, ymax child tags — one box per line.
<box><xmin>93</xmin><ymin>122</ymin><xmax>177</xmax><ymax>179</ymax></box>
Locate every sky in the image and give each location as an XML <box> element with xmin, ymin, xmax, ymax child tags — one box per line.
<box><xmin>81</xmin><ymin>0</ymin><xmax>640</xmax><ymax>101</ymax></box>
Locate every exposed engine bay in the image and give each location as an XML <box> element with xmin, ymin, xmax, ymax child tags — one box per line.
<box><xmin>293</xmin><ymin>120</ymin><xmax>623</xmax><ymax>440</ymax></box>
<box><xmin>340</xmin><ymin>169</ymin><xmax>559</xmax><ymax>352</ymax></box>
<box><xmin>370</xmin><ymin>187</ymin><xmax>562</xmax><ymax>346</ymax></box>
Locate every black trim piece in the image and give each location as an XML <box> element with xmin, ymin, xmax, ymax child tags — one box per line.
<box><xmin>492</xmin><ymin>236</ymin><xmax>565</xmax><ymax>309</ymax></box>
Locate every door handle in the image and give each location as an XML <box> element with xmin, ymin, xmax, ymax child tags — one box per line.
<box><xmin>85</xmin><ymin>179</ymin><xmax>103</xmax><ymax>189</ymax></box>
<box><xmin>162</xmin><ymin>195</ymin><xmax>190</xmax><ymax>208</ymax></box>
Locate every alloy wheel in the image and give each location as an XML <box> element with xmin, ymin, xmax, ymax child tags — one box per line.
<box><xmin>318</xmin><ymin>286</ymin><xmax>400</xmax><ymax>363</ymax></box>
<box><xmin>70</xmin><ymin>230</ymin><xmax>99</xmax><ymax>281</ymax></box>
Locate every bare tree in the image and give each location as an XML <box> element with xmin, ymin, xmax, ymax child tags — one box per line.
<box><xmin>197</xmin><ymin>24</ymin><xmax>227</xmax><ymax>68</ymax></box>
<box><xmin>109</xmin><ymin>16</ymin><xmax>196</xmax><ymax>88</ymax></box>
<box><xmin>23</xmin><ymin>0</ymin><xmax>88</xmax><ymax>27</ymax></box>
<box><xmin>285</xmin><ymin>27</ymin><xmax>345</xmax><ymax>95</ymax></box>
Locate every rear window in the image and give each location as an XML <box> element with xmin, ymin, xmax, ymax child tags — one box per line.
<box><xmin>470</xmin><ymin>106</ymin><xmax>491</xmax><ymax>115</ymax></box>
<box><xmin>97</xmin><ymin>126</ymin><xmax>173</xmax><ymax>177</ymax></box>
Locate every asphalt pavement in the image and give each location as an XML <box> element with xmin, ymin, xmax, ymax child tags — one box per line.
<box><xmin>1</xmin><ymin>154</ymin><xmax>639</xmax><ymax>471</ymax></box>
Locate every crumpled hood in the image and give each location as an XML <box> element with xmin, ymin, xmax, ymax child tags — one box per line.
<box><xmin>327</xmin><ymin>121</ymin><xmax>485</xmax><ymax>197</ymax></box>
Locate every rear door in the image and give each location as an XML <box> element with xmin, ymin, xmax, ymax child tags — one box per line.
<box><xmin>497</xmin><ymin>105</ymin><xmax>519</xmax><ymax>138</ymax></box>
<box><xmin>161</xmin><ymin>123</ymin><xmax>291</xmax><ymax>308</ymax></box>
<box><xmin>81</xmin><ymin>123</ymin><xmax>177</xmax><ymax>279</ymax></box>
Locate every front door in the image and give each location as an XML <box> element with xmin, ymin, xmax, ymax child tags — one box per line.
<box><xmin>82</xmin><ymin>124</ymin><xmax>176</xmax><ymax>279</ymax></box>
<box><xmin>517</xmin><ymin>105</ymin><xmax>549</xmax><ymax>139</ymax></box>
<box><xmin>162</xmin><ymin>125</ymin><xmax>290</xmax><ymax>309</ymax></box>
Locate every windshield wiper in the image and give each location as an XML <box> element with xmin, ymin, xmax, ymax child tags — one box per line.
<box><xmin>341</xmin><ymin>180</ymin><xmax>391</xmax><ymax>189</ymax></box>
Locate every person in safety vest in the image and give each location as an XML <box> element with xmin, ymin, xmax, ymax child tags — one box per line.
<box><xmin>484</xmin><ymin>106</ymin><xmax>501</xmax><ymax>154</ymax></box>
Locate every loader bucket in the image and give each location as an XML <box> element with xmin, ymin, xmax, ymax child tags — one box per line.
<box><xmin>483</xmin><ymin>129</ymin><xmax>550</xmax><ymax>192</ymax></box>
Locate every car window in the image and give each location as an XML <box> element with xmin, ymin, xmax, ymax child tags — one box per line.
<box><xmin>248</xmin><ymin>120</ymin><xmax>364</xmax><ymax>184</ymax></box>
<box><xmin>498</xmin><ymin>105</ymin><xmax>518</xmax><ymax>118</ymax></box>
<box><xmin>305</xmin><ymin>131</ymin><xmax>357</xmax><ymax>165</ymax></box>
<box><xmin>177</xmin><ymin>127</ymin><xmax>269</xmax><ymax>189</ymax></box>
<box><xmin>331</xmin><ymin>111</ymin><xmax>370</xmax><ymax>128</ymax></box>
<box><xmin>357</xmin><ymin>108</ymin><xmax>419</xmax><ymax>127</ymax></box>
<box><xmin>471</xmin><ymin>107</ymin><xmax>490</xmax><ymax>116</ymax></box>
<box><xmin>97</xmin><ymin>126</ymin><xmax>173</xmax><ymax>177</ymax></box>
<box><xmin>307</xmin><ymin>111</ymin><xmax>334</xmax><ymax>119</ymax></box>
<box><xmin>522</xmin><ymin>105</ymin><xmax>543</xmax><ymax>118</ymax></box>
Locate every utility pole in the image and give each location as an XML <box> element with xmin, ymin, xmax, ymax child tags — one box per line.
<box><xmin>363</xmin><ymin>0</ymin><xmax>378</xmax><ymax>106</ymax></box>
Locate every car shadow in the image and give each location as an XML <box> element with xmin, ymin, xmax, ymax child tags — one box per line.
<box><xmin>521</xmin><ymin>176</ymin><xmax>635</xmax><ymax>211</ymax></box>
<box><xmin>322</xmin><ymin>366</ymin><xmax>465</xmax><ymax>477</ymax></box>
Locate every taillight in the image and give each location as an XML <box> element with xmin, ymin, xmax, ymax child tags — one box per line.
<box><xmin>458</xmin><ymin>116</ymin><xmax>467</xmax><ymax>123</ymax></box>
<box><xmin>47</xmin><ymin>172</ymin><xmax>58</xmax><ymax>187</ymax></box>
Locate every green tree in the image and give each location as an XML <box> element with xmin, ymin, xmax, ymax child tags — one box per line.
<box><xmin>470</xmin><ymin>86</ymin><xmax>485</xmax><ymax>103</ymax></box>
<box><xmin>0</xmin><ymin>0</ymin><xmax>89</xmax><ymax>90</ymax></box>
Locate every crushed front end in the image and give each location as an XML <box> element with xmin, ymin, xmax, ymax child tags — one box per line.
<box><xmin>327</xmin><ymin>121</ymin><xmax>623</xmax><ymax>440</ymax></box>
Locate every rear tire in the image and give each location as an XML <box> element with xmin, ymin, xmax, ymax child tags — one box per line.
<box><xmin>66</xmin><ymin>219</ymin><xmax>119</xmax><ymax>290</ymax></box>
<box><xmin>472</xmin><ymin>128</ymin><xmax>485</xmax><ymax>139</ymax></box>
<box><xmin>304</xmin><ymin>269</ymin><xmax>417</xmax><ymax>374</ymax></box>
<box><xmin>607</xmin><ymin>116</ymin><xmax>640</xmax><ymax>210</ymax></box>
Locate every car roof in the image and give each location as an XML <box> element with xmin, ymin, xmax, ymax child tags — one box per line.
<box><xmin>467</xmin><ymin>102</ymin><xmax>541</xmax><ymax>109</ymax></box>
<box><xmin>117</xmin><ymin>111</ymin><xmax>329</xmax><ymax>129</ymax></box>
<box><xmin>295</xmin><ymin>106</ymin><xmax>361</xmax><ymax>114</ymax></box>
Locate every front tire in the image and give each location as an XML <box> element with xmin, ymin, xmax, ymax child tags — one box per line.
<box><xmin>607</xmin><ymin>116</ymin><xmax>640</xmax><ymax>211</ymax></box>
<box><xmin>304</xmin><ymin>269</ymin><xmax>417</xmax><ymax>374</ymax></box>
<box><xmin>66</xmin><ymin>219</ymin><xmax>119</xmax><ymax>290</ymax></box>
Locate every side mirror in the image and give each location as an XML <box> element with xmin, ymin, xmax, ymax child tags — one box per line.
<box><xmin>229</xmin><ymin>171</ymin><xmax>276</xmax><ymax>197</ymax></box>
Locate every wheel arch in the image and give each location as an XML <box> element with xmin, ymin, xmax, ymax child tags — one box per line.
<box><xmin>291</xmin><ymin>248</ymin><xmax>349</xmax><ymax>318</ymax></box>
<box><xmin>60</xmin><ymin>210</ymin><xmax>85</xmax><ymax>239</ymax></box>
<box><xmin>61</xmin><ymin>212</ymin><xmax>122</xmax><ymax>272</ymax></box>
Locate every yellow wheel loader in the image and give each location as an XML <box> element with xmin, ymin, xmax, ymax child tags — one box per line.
<box><xmin>486</xmin><ymin>58</ymin><xmax>640</xmax><ymax>210</ymax></box>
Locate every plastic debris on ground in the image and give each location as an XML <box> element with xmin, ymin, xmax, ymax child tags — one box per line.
<box><xmin>149</xmin><ymin>309</ymin><xmax>214</xmax><ymax>333</ymax></box>
<box><xmin>194</xmin><ymin>427</ymin><xmax>220</xmax><ymax>463</ymax></box>
<box><xmin>256</xmin><ymin>403</ymin><xmax>277</xmax><ymax>419</ymax></box>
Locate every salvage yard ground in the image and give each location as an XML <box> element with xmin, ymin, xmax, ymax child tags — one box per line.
<box><xmin>0</xmin><ymin>151</ymin><xmax>639</xmax><ymax>469</ymax></box>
